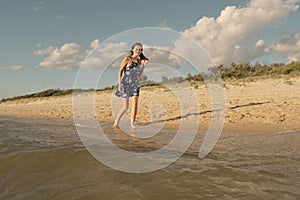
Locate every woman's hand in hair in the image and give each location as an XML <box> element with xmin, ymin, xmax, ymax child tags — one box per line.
<box><xmin>142</xmin><ymin>59</ymin><xmax>149</xmax><ymax>65</ymax></box>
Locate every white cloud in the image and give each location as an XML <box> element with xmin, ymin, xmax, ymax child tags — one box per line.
<box><xmin>90</xmin><ymin>39</ymin><xmax>99</xmax><ymax>49</ymax></box>
<box><xmin>35</xmin><ymin>43</ymin><xmax>84</xmax><ymax>71</ymax></box>
<box><xmin>0</xmin><ymin>65</ymin><xmax>23</xmax><ymax>71</ymax></box>
<box><xmin>33</xmin><ymin>1</ymin><xmax>44</xmax><ymax>11</ymax></box>
<box><xmin>34</xmin><ymin>41</ymin><xmax>132</xmax><ymax>70</ymax></box>
<box><xmin>157</xmin><ymin>20</ymin><xmax>172</xmax><ymax>29</ymax></box>
<box><xmin>55</xmin><ymin>14</ymin><xmax>66</xmax><ymax>21</ymax></box>
<box><xmin>33</xmin><ymin>46</ymin><xmax>54</xmax><ymax>56</ymax></box>
<box><xmin>182</xmin><ymin>0</ymin><xmax>299</xmax><ymax>65</ymax></box>
<box><xmin>143</xmin><ymin>47</ymin><xmax>181</xmax><ymax>68</ymax></box>
<box><xmin>34</xmin><ymin>40</ymin><xmax>141</xmax><ymax>71</ymax></box>
<box><xmin>82</xmin><ymin>42</ymin><xmax>129</xmax><ymax>70</ymax></box>
<box><xmin>265</xmin><ymin>32</ymin><xmax>300</xmax><ymax>62</ymax></box>
<box><xmin>256</xmin><ymin>39</ymin><xmax>266</xmax><ymax>48</ymax></box>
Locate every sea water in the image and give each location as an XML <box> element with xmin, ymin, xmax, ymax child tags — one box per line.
<box><xmin>0</xmin><ymin>117</ymin><xmax>299</xmax><ymax>199</ymax></box>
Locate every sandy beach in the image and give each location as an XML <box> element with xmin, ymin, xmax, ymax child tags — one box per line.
<box><xmin>1</xmin><ymin>77</ymin><xmax>300</xmax><ymax>133</ymax></box>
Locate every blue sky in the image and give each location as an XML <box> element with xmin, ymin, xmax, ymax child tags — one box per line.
<box><xmin>1</xmin><ymin>0</ymin><xmax>300</xmax><ymax>98</ymax></box>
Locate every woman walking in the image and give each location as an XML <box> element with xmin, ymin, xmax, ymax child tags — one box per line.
<box><xmin>113</xmin><ymin>42</ymin><xmax>149</xmax><ymax>128</ymax></box>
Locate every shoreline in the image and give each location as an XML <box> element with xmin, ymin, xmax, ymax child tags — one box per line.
<box><xmin>1</xmin><ymin>77</ymin><xmax>300</xmax><ymax>133</ymax></box>
<box><xmin>1</xmin><ymin>114</ymin><xmax>299</xmax><ymax>134</ymax></box>
<box><xmin>1</xmin><ymin>115</ymin><xmax>300</xmax><ymax>157</ymax></box>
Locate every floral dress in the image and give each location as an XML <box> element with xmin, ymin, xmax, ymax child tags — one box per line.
<box><xmin>115</xmin><ymin>60</ymin><xmax>140</xmax><ymax>98</ymax></box>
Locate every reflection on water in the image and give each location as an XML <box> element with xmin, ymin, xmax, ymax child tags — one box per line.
<box><xmin>0</xmin><ymin>117</ymin><xmax>299</xmax><ymax>200</ymax></box>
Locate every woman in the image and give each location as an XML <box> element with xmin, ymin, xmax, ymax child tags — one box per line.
<box><xmin>113</xmin><ymin>42</ymin><xmax>149</xmax><ymax>128</ymax></box>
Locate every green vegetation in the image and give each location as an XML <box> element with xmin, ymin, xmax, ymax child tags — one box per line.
<box><xmin>0</xmin><ymin>89</ymin><xmax>90</xmax><ymax>102</ymax></box>
<box><xmin>1</xmin><ymin>61</ymin><xmax>300</xmax><ymax>102</ymax></box>
<box><xmin>207</xmin><ymin>61</ymin><xmax>300</xmax><ymax>80</ymax></box>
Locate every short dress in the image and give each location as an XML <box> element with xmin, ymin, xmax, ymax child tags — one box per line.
<box><xmin>115</xmin><ymin>60</ymin><xmax>141</xmax><ymax>98</ymax></box>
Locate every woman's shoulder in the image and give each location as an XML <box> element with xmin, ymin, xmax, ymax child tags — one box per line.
<box><xmin>124</xmin><ymin>56</ymin><xmax>131</xmax><ymax>61</ymax></box>
<box><xmin>121</xmin><ymin>56</ymin><xmax>131</xmax><ymax>64</ymax></box>
<box><xmin>123</xmin><ymin>56</ymin><xmax>140</xmax><ymax>64</ymax></box>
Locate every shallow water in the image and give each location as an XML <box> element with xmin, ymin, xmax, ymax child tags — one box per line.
<box><xmin>0</xmin><ymin>117</ymin><xmax>299</xmax><ymax>200</ymax></box>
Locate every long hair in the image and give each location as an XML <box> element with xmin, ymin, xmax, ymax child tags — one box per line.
<box><xmin>130</xmin><ymin>42</ymin><xmax>149</xmax><ymax>61</ymax></box>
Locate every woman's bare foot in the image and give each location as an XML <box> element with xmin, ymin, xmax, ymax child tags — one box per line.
<box><xmin>130</xmin><ymin>122</ymin><xmax>136</xmax><ymax>129</ymax></box>
<box><xmin>113</xmin><ymin>124</ymin><xmax>120</xmax><ymax>129</ymax></box>
<box><xmin>113</xmin><ymin>120</ymin><xmax>120</xmax><ymax>129</ymax></box>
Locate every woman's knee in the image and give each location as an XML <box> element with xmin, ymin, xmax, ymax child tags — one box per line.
<box><xmin>122</xmin><ymin>99</ymin><xmax>129</xmax><ymax>110</ymax></box>
<box><xmin>122</xmin><ymin>105</ymin><xmax>128</xmax><ymax>111</ymax></box>
<box><xmin>132</xmin><ymin>96</ymin><xmax>139</xmax><ymax>105</ymax></box>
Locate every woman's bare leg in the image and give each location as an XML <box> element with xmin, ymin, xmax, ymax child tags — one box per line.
<box><xmin>131</xmin><ymin>96</ymin><xmax>139</xmax><ymax>128</ymax></box>
<box><xmin>113</xmin><ymin>98</ymin><xmax>129</xmax><ymax>128</ymax></box>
